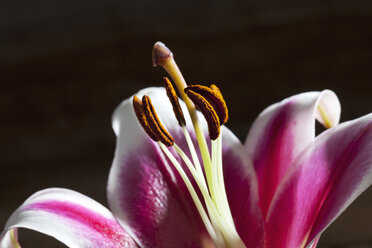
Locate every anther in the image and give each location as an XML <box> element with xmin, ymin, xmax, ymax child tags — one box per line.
<box><xmin>210</xmin><ymin>84</ymin><xmax>221</xmax><ymax>96</ymax></box>
<box><xmin>152</xmin><ymin>41</ymin><xmax>173</xmax><ymax>67</ymax></box>
<box><xmin>132</xmin><ymin>96</ymin><xmax>159</xmax><ymax>142</ymax></box>
<box><xmin>186</xmin><ymin>85</ymin><xmax>229</xmax><ymax>125</ymax></box>
<box><xmin>163</xmin><ymin>77</ymin><xmax>186</xmax><ymax>126</ymax></box>
<box><xmin>184</xmin><ymin>88</ymin><xmax>220</xmax><ymax>140</ymax></box>
<box><xmin>142</xmin><ymin>95</ymin><xmax>175</xmax><ymax>146</ymax></box>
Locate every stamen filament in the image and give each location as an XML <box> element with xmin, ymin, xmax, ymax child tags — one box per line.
<box><xmin>173</xmin><ymin>144</ymin><xmax>229</xmax><ymax>248</ymax></box>
<box><xmin>173</xmin><ymin>143</ymin><xmax>208</xmax><ymax>194</ymax></box>
<box><xmin>317</xmin><ymin>104</ymin><xmax>332</xmax><ymax>128</ymax></box>
<box><xmin>173</xmin><ymin>144</ymin><xmax>221</xmax><ymax>232</ymax></box>
<box><xmin>152</xmin><ymin>42</ymin><xmax>212</xmax><ymax>193</ymax></box>
<box><xmin>165</xmin><ymin>58</ymin><xmax>213</xmax><ymax>177</ymax></box>
<box><xmin>216</xmin><ymin>135</ymin><xmax>234</xmax><ymax>225</ymax></box>
<box><xmin>181</xmin><ymin>127</ymin><xmax>236</xmax><ymax>248</ymax></box>
<box><xmin>173</xmin><ymin>142</ymin><xmax>245</xmax><ymax>248</ymax></box>
<box><xmin>10</xmin><ymin>229</ymin><xmax>20</xmax><ymax>248</ymax></box>
<box><xmin>211</xmin><ymin>139</ymin><xmax>234</xmax><ymax>231</ymax></box>
<box><xmin>158</xmin><ymin>142</ymin><xmax>221</xmax><ymax>246</ymax></box>
<box><xmin>182</xmin><ymin>126</ymin><xmax>205</xmax><ymax>185</ymax></box>
<box><xmin>211</xmin><ymin>138</ymin><xmax>220</xmax><ymax>208</ymax></box>
<box><xmin>150</xmin><ymin>42</ymin><xmax>246</xmax><ymax>248</ymax></box>
<box><xmin>173</xmin><ymin>144</ymin><xmax>225</xmax><ymax>226</ymax></box>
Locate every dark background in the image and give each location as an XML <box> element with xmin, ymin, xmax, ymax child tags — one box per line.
<box><xmin>1</xmin><ymin>0</ymin><xmax>372</xmax><ymax>247</ymax></box>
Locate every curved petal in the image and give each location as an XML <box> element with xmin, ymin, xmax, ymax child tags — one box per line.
<box><xmin>0</xmin><ymin>229</ymin><xmax>20</xmax><ymax>248</ymax></box>
<box><xmin>244</xmin><ymin>90</ymin><xmax>341</xmax><ymax>217</ymax></box>
<box><xmin>0</xmin><ymin>188</ymin><xmax>137</xmax><ymax>248</ymax></box>
<box><xmin>108</xmin><ymin>87</ymin><xmax>264</xmax><ymax>248</ymax></box>
<box><xmin>108</xmin><ymin>87</ymin><xmax>205</xmax><ymax>248</ymax></box>
<box><xmin>266</xmin><ymin>114</ymin><xmax>372</xmax><ymax>248</ymax></box>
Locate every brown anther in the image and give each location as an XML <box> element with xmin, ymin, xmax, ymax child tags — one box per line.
<box><xmin>152</xmin><ymin>41</ymin><xmax>173</xmax><ymax>67</ymax></box>
<box><xmin>132</xmin><ymin>96</ymin><xmax>159</xmax><ymax>142</ymax></box>
<box><xmin>186</xmin><ymin>84</ymin><xmax>229</xmax><ymax>125</ymax></box>
<box><xmin>163</xmin><ymin>77</ymin><xmax>186</xmax><ymax>127</ymax></box>
<box><xmin>209</xmin><ymin>84</ymin><xmax>228</xmax><ymax>124</ymax></box>
<box><xmin>184</xmin><ymin>88</ymin><xmax>220</xmax><ymax>140</ymax></box>
<box><xmin>142</xmin><ymin>95</ymin><xmax>175</xmax><ymax>146</ymax></box>
<box><xmin>210</xmin><ymin>84</ymin><xmax>221</xmax><ymax>95</ymax></box>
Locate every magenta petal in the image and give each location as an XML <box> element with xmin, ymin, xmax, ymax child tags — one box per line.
<box><xmin>108</xmin><ymin>88</ymin><xmax>206</xmax><ymax>248</ymax></box>
<box><xmin>108</xmin><ymin>87</ymin><xmax>265</xmax><ymax>247</ymax></box>
<box><xmin>266</xmin><ymin>114</ymin><xmax>372</xmax><ymax>248</ymax></box>
<box><xmin>110</xmin><ymin>140</ymin><xmax>203</xmax><ymax>248</ymax></box>
<box><xmin>222</xmin><ymin>128</ymin><xmax>265</xmax><ymax>248</ymax></box>
<box><xmin>307</xmin><ymin>236</ymin><xmax>320</xmax><ymax>248</ymax></box>
<box><xmin>245</xmin><ymin>90</ymin><xmax>340</xmax><ymax>217</ymax></box>
<box><xmin>0</xmin><ymin>188</ymin><xmax>137</xmax><ymax>248</ymax></box>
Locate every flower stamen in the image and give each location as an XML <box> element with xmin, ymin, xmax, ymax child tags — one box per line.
<box><xmin>186</xmin><ymin>84</ymin><xmax>229</xmax><ymax>125</ymax></box>
<box><xmin>132</xmin><ymin>96</ymin><xmax>160</xmax><ymax>142</ymax></box>
<box><xmin>157</xmin><ymin>143</ymin><xmax>221</xmax><ymax>246</ymax></box>
<box><xmin>131</xmin><ymin>42</ymin><xmax>247</xmax><ymax>248</ymax></box>
<box><xmin>142</xmin><ymin>95</ymin><xmax>174</xmax><ymax>146</ymax></box>
<box><xmin>133</xmin><ymin>94</ymin><xmax>175</xmax><ymax>146</ymax></box>
<box><xmin>184</xmin><ymin>87</ymin><xmax>221</xmax><ymax>140</ymax></box>
<box><xmin>163</xmin><ymin>77</ymin><xmax>186</xmax><ymax>127</ymax></box>
<box><xmin>152</xmin><ymin>42</ymin><xmax>213</xmax><ymax>194</ymax></box>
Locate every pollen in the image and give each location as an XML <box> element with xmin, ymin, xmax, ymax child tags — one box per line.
<box><xmin>184</xmin><ymin>87</ymin><xmax>220</xmax><ymax>140</ymax></box>
<box><xmin>186</xmin><ymin>85</ymin><xmax>228</xmax><ymax>125</ymax></box>
<box><xmin>132</xmin><ymin>96</ymin><xmax>159</xmax><ymax>142</ymax></box>
<box><xmin>131</xmin><ymin>42</ymin><xmax>246</xmax><ymax>248</ymax></box>
<box><xmin>163</xmin><ymin>77</ymin><xmax>186</xmax><ymax>127</ymax></box>
<box><xmin>133</xmin><ymin>95</ymin><xmax>174</xmax><ymax>146</ymax></box>
<box><xmin>142</xmin><ymin>95</ymin><xmax>175</xmax><ymax>146</ymax></box>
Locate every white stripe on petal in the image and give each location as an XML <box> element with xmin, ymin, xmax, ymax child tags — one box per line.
<box><xmin>1</xmin><ymin>188</ymin><xmax>138</xmax><ymax>248</ymax></box>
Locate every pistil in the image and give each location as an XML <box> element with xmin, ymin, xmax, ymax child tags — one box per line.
<box><xmin>132</xmin><ymin>42</ymin><xmax>246</xmax><ymax>248</ymax></box>
<box><xmin>152</xmin><ymin>42</ymin><xmax>212</xmax><ymax>176</ymax></box>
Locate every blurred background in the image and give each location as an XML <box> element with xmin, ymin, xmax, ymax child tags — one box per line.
<box><xmin>1</xmin><ymin>0</ymin><xmax>371</xmax><ymax>247</ymax></box>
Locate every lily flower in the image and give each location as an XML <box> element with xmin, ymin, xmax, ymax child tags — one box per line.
<box><xmin>1</xmin><ymin>42</ymin><xmax>372</xmax><ymax>248</ymax></box>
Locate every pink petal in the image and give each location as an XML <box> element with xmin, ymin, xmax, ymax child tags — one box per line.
<box><xmin>307</xmin><ymin>236</ymin><xmax>320</xmax><ymax>248</ymax></box>
<box><xmin>0</xmin><ymin>188</ymin><xmax>137</xmax><ymax>248</ymax></box>
<box><xmin>108</xmin><ymin>87</ymin><xmax>264</xmax><ymax>247</ymax></box>
<box><xmin>222</xmin><ymin>127</ymin><xmax>265</xmax><ymax>247</ymax></box>
<box><xmin>266</xmin><ymin>114</ymin><xmax>372</xmax><ymax>248</ymax></box>
<box><xmin>108</xmin><ymin>88</ymin><xmax>206</xmax><ymax>248</ymax></box>
<box><xmin>245</xmin><ymin>90</ymin><xmax>340</xmax><ymax>217</ymax></box>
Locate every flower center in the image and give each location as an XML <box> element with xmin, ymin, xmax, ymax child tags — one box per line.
<box><xmin>133</xmin><ymin>42</ymin><xmax>246</xmax><ymax>248</ymax></box>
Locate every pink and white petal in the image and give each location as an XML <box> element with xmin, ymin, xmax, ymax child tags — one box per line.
<box><xmin>108</xmin><ymin>87</ymin><xmax>264</xmax><ymax>247</ymax></box>
<box><xmin>221</xmin><ymin>127</ymin><xmax>265</xmax><ymax>248</ymax></box>
<box><xmin>108</xmin><ymin>87</ymin><xmax>207</xmax><ymax>248</ymax></box>
<box><xmin>0</xmin><ymin>188</ymin><xmax>137</xmax><ymax>248</ymax></box>
<box><xmin>244</xmin><ymin>90</ymin><xmax>341</xmax><ymax>217</ymax></box>
<box><xmin>0</xmin><ymin>229</ymin><xmax>20</xmax><ymax>248</ymax></box>
<box><xmin>306</xmin><ymin>236</ymin><xmax>320</xmax><ymax>248</ymax></box>
<box><xmin>265</xmin><ymin>114</ymin><xmax>372</xmax><ymax>248</ymax></box>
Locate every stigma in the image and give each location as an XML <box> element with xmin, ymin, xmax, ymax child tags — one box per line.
<box><xmin>133</xmin><ymin>42</ymin><xmax>246</xmax><ymax>248</ymax></box>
